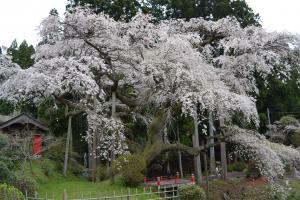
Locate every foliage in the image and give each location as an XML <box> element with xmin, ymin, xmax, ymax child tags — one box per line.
<box><xmin>7</xmin><ymin>39</ymin><xmax>35</xmax><ymax>69</ymax></box>
<box><xmin>37</xmin><ymin>102</ymin><xmax>68</xmax><ymax>137</ymax></box>
<box><xmin>114</xmin><ymin>154</ymin><xmax>146</xmax><ymax>186</ymax></box>
<box><xmin>67</xmin><ymin>0</ymin><xmax>260</xmax><ymax>27</ymax></box>
<box><xmin>256</xmin><ymin>70</ymin><xmax>300</xmax><ymax>133</ymax></box>
<box><xmin>44</xmin><ymin>141</ymin><xmax>83</xmax><ymax>175</ymax></box>
<box><xmin>227</xmin><ymin>162</ymin><xmax>247</xmax><ymax>172</ymax></box>
<box><xmin>0</xmin><ymin>100</ymin><xmax>14</xmax><ymax>115</ymax></box>
<box><xmin>289</xmin><ymin>133</ymin><xmax>300</xmax><ymax>148</ymax></box>
<box><xmin>229</xmin><ymin>126</ymin><xmax>300</xmax><ymax>198</ymax></box>
<box><xmin>267</xmin><ymin>116</ymin><xmax>300</xmax><ymax>147</ymax></box>
<box><xmin>0</xmin><ymin>161</ymin><xmax>13</xmax><ymax>183</ymax></box>
<box><xmin>40</xmin><ymin>159</ymin><xmax>56</xmax><ymax>177</ymax></box>
<box><xmin>0</xmin><ymin>183</ymin><xmax>25</xmax><ymax>200</ymax></box>
<box><xmin>96</xmin><ymin>165</ymin><xmax>108</xmax><ymax>182</ymax></box>
<box><xmin>207</xmin><ymin>178</ymin><xmax>273</xmax><ymax>200</ymax></box>
<box><xmin>246</xmin><ymin>161</ymin><xmax>261</xmax><ymax>179</ymax></box>
<box><xmin>12</xmin><ymin>173</ymin><xmax>38</xmax><ymax>197</ymax></box>
<box><xmin>0</xmin><ymin>133</ymin><xmax>23</xmax><ymax>182</ymax></box>
<box><xmin>280</xmin><ymin>116</ymin><xmax>299</xmax><ymax>126</ymax></box>
<box><xmin>1</xmin><ymin>7</ymin><xmax>300</xmax><ymax>198</ymax></box>
<box><xmin>178</xmin><ymin>184</ymin><xmax>206</xmax><ymax>200</ymax></box>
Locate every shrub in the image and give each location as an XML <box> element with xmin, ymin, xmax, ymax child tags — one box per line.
<box><xmin>12</xmin><ymin>173</ymin><xmax>38</xmax><ymax>197</ymax></box>
<box><xmin>279</xmin><ymin>116</ymin><xmax>299</xmax><ymax>126</ymax></box>
<box><xmin>44</xmin><ymin>141</ymin><xmax>83</xmax><ymax>175</ymax></box>
<box><xmin>178</xmin><ymin>184</ymin><xmax>206</xmax><ymax>200</ymax></box>
<box><xmin>41</xmin><ymin>159</ymin><xmax>56</xmax><ymax>177</ymax></box>
<box><xmin>228</xmin><ymin>162</ymin><xmax>247</xmax><ymax>172</ymax></box>
<box><xmin>0</xmin><ymin>161</ymin><xmax>13</xmax><ymax>183</ymax></box>
<box><xmin>246</xmin><ymin>161</ymin><xmax>261</xmax><ymax>179</ymax></box>
<box><xmin>0</xmin><ymin>183</ymin><xmax>25</xmax><ymax>200</ymax></box>
<box><xmin>114</xmin><ymin>154</ymin><xmax>146</xmax><ymax>187</ymax></box>
<box><xmin>96</xmin><ymin>165</ymin><xmax>108</xmax><ymax>181</ymax></box>
<box><xmin>289</xmin><ymin>133</ymin><xmax>300</xmax><ymax>148</ymax></box>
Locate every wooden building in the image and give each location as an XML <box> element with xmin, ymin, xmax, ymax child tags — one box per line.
<box><xmin>0</xmin><ymin>113</ymin><xmax>48</xmax><ymax>157</ymax></box>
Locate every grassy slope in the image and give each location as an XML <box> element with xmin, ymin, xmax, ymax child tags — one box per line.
<box><xmin>288</xmin><ymin>180</ymin><xmax>300</xmax><ymax>200</ymax></box>
<box><xmin>24</xmin><ymin>159</ymin><xmax>155</xmax><ymax>199</ymax></box>
<box><xmin>23</xmin><ymin>159</ymin><xmax>300</xmax><ymax>199</ymax></box>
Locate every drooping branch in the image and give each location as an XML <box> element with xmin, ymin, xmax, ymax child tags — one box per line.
<box><xmin>143</xmin><ymin>141</ymin><xmax>222</xmax><ymax>166</ymax></box>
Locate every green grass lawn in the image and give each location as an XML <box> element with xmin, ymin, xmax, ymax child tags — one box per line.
<box><xmin>37</xmin><ymin>176</ymin><xmax>156</xmax><ymax>199</ymax></box>
<box><xmin>23</xmin><ymin>159</ymin><xmax>157</xmax><ymax>199</ymax></box>
<box><xmin>287</xmin><ymin>180</ymin><xmax>300</xmax><ymax>200</ymax></box>
<box><xmin>34</xmin><ymin>171</ymin><xmax>157</xmax><ymax>199</ymax></box>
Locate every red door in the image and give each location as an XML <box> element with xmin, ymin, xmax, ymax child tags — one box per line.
<box><xmin>33</xmin><ymin>134</ymin><xmax>42</xmax><ymax>156</ymax></box>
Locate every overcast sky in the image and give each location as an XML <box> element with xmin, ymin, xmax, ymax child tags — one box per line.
<box><xmin>0</xmin><ymin>0</ymin><xmax>299</xmax><ymax>48</ymax></box>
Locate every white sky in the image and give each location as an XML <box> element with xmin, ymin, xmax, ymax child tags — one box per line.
<box><xmin>246</xmin><ymin>0</ymin><xmax>300</xmax><ymax>34</ymax></box>
<box><xmin>0</xmin><ymin>0</ymin><xmax>299</xmax><ymax>48</ymax></box>
<box><xmin>0</xmin><ymin>0</ymin><xmax>68</xmax><ymax>48</ymax></box>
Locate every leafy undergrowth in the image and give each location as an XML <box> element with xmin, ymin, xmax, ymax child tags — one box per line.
<box><xmin>287</xmin><ymin>180</ymin><xmax>300</xmax><ymax>200</ymax></box>
<box><xmin>207</xmin><ymin>177</ymin><xmax>300</xmax><ymax>200</ymax></box>
<box><xmin>21</xmin><ymin>159</ymin><xmax>59</xmax><ymax>184</ymax></box>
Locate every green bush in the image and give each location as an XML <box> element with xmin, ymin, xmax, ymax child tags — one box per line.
<box><xmin>178</xmin><ymin>184</ymin><xmax>206</xmax><ymax>200</ymax></box>
<box><xmin>44</xmin><ymin>141</ymin><xmax>83</xmax><ymax>175</ymax></box>
<box><xmin>0</xmin><ymin>183</ymin><xmax>25</xmax><ymax>200</ymax></box>
<box><xmin>96</xmin><ymin>165</ymin><xmax>108</xmax><ymax>181</ymax></box>
<box><xmin>12</xmin><ymin>173</ymin><xmax>38</xmax><ymax>197</ymax></box>
<box><xmin>228</xmin><ymin>162</ymin><xmax>247</xmax><ymax>172</ymax></box>
<box><xmin>279</xmin><ymin>116</ymin><xmax>299</xmax><ymax>126</ymax></box>
<box><xmin>246</xmin><ymin>162</ymin><xmax>261</xmax><ymax>179</ymax></box>
<box><xmin>114</xmin><ymin>154</ymin><xmax>146</xmax><ymax>187</ymax></box>
<box><xmin>0</xmin><ymin>161</ymin><xmax>13</xmax><ymax>183</ymax></box>
<box><xmin>41</xmin><ymin>159</ymin><xmax>56</xmax><ymax>177</ymax></box>
<box><xmin>289</xmin><ymin>133</ymin><xmax>300</xmax><ymax>148</ymax></box>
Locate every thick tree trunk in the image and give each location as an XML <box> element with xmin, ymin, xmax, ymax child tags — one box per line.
<box><xmin>142</xmin><ymin>108</ymin><xmax>219</xmax><ymax>178</ymax></box>
<box><xmin>63</xmin><ymin>113</ymin><xmax>72</xmax><ymax>177</ymax></box>
<box><xmin>209</xmin><ymin>110</ymin><xmax>216</xmax><ymax>174</ymax></box>
<box><xmin>193</xmin><ymin>109</ymin><xmax>202</xmax><ymax>185</ymax></box>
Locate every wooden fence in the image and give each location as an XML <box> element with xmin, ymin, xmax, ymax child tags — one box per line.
<box><xmin>24</xmin><ymin>186</ymin><xmax>179</xmax><ymax>200</ymax></box>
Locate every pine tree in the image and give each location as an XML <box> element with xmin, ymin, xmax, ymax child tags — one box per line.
<box><xmin>6</xmin><ymin>39</ymin><xmax>35</xmax><ymax>69</ymax></box>
<box><xmin>67</xmin><ymin>0</ymin><xmax>260</xmax><ymax>27</ymax></box>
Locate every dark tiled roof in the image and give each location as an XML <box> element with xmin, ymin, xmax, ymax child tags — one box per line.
<box><xmin>0</xmin><ymin>113</ymin><xmax>48</xmax><ymax>131</ymax></box>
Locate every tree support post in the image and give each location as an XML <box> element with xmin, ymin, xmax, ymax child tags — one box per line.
<box><xmin>63</xmin><ymin>106</ymin><xmax>72</xmax><ymax>177</ymax></box>
<box><xmin>209</xmin><ymin>110</ymin><xmax>216</xmax><ymax>175</ymax></box>
<box><xmin>220</xmin><ymin>117</ymin><xmax>227</xmax><ymax>180</ymax></box>
<box><xmin>193</xmin><ymin>107</ymin><xmax>202</xmax><ymax>185</ymax></box>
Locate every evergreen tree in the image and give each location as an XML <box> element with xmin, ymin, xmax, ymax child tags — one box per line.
<box><xmin>50</xmin><ymin>8</ymin><xmax>59</xmax><ymax>16</ymax></box>
<box><xmin>67</xmin><ymin>0</ymin><xmax>260</xmax><ymax>27</ymax></box>
<box><xmin>7</xmin><ymin>39</ymin><xmax>18</xmax><ymax>60</ymax></box>
<box><xmin>67</xmin><ymin>0</ymin><xmax>140</xmax><ymax>21</ymax></box>
<box><xmin>6</xmin><ymin>39</ymin><xmax>35</xmax><ymax>69</ymax></box>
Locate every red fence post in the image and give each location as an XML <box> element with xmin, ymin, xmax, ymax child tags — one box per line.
<box><xmin>175</xmin><ymin>171</ymin><xmax>179</xmax><ymax>184</ymax></box>
<box><xmin>157</xmin><ymin>177</ymin><xmax>161</xmax><ymax>189</ymax></box>
<box><xmin>144</xmin><ymin>177</ymin><xmax>147</xmax><ymax>184</ymax></box>
<box><xmin>191</xmin><ymin>173</ymin><xmax>195</xmax><ymax>184</ymax></box>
